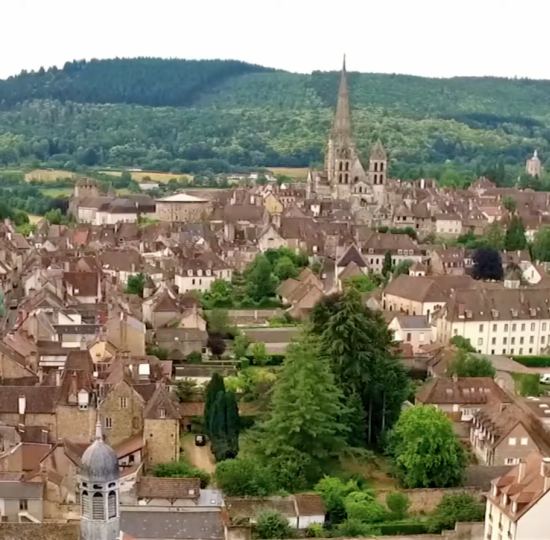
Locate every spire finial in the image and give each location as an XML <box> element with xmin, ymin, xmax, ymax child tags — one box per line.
<box><xmin>95</xmin><ymin>416</ymin><xmax>103</xmax><ymax>441</ymax></box>
<box><xmin>534</xmin><ymin>149</ymin><xmax>538</xmax><ymax>158</ymax></box>
<box><xmin>343</xmin><ymin>54</ymin><xmax>346</xmax><ymax>73</ymax></box>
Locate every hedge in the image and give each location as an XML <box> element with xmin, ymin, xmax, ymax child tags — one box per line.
<box><xmin>245</xmin><ymin>354</ymin><xmax>286</xmax><ymax>366</ymax></box>
<box><xmin>513</xmin><ymin>356</ymin><xmax>550</xmax><ymax>368</ymax></box>
<box><xmin>377</xmin><ymin>522</ymin><xmax>428</xmax><ymax>536</ymax></box>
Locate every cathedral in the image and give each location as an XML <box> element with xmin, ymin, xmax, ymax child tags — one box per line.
<box><xmin>307</xmin><ymin>58</ymin><xmax>389</xmax><ymax>209</ymax></box>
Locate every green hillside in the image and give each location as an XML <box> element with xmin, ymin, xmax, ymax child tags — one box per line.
<box><xmin>1</xmin><ymin>58</ymin><xmax>550</xmax><ymax>184</ymax></box>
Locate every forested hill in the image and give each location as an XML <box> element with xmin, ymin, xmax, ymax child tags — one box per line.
<box><xmin>2</xmin><ymin>57</ymin><xmax>550</xmax><ymax>184</ymax></box>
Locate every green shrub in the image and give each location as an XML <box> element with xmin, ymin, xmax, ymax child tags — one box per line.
<box><xmin>187</xmin><ymin>351</ymin><xmax>202</xmax><ymax>363</ymax></box>
<box><xmin>385</xmin><ymin>492</ymin><xmax>411</xmax><ymax>520</ymax></box>
<box><xmin>256</xmin><ymin>509</ymin><xmax>293</xmax><ymax>539</ymax></box>
<box><xmin>152</xmin><ymin>461</ymin><xmax>210</xmax><ymax>488</ymax></box>
<box><xmin>427</xmin><ymin>493</ymin><xmax>485</xmax><ymax>533</ymax></box>
<box><xmin>513</xmin><ymin>356</ymin><xmax>550</xmax><ymax>368</ymax></box>
<box><xmin>344</xmin><ymin>491</ymin><xmax>387</xmax><ymax>523</ymax></box>
<box><xmin>315</xmin><ymin>476</ymin><xmax>360</xmax><ymax>525</ymax></box>
<box><xmin>305</xmin><ymin>524</ymin><xmax>324</xmax><ymax>538</ymax></box>
<box><xmin>215</xmin><ymin>457</ymin><xmax>277</xmax><ymax>496</ymax></box>
<box><xmin>337</xmin><ymin>518</ymin><xmax>372</xmax><ymax>537</ymax></box>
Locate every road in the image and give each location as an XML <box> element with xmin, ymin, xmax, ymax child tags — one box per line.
<box><xmin>181</xmin><ymin>434</ymin><xmax>216</xmax><ymax>474</ymax></box>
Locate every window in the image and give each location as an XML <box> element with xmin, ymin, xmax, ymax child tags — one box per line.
<box><xmin>492</xmin><ymin>338</ymin><xmax>496</xmax><ymax>345</ymax></box>
<box><xmin>19</xmin><ymin>499</ymin><xmax>28</xmax><ymax>511</ymax></box>
<box><xmin>479</xmin><ymin>324</ymin><xmax>484</xmax><ymax>332</ymax></box>
<box><xmin>511</xmin><ymin>337</ymin><xmax>515</xmax><ymax>345</ymax></box>
<box><xmin>520</xmin><ymin>337</ymin><xmax>524</xmax><ymax>345</ymax></box>
<box><xmin>493</xmin><ymin>324</ymin><xmax>497</xmax><ymax>332</ymax></box>
<box><xmin>105</xmin><ymin>417</ymin><xmax>113</xmax><ymax>429</ymax></box>
<box><xmin>511</xmin><ymin>348</ymin><xmax>515</xmax><ymax>354</ymax></box>
<box><xmin>504</xmin><ymin>324</ymin><xmax>509</xmax><ymax>332</ymax></box>
<box><xmin>119</xmin><ymin>397</ymin><xmax>128</xmax><ymax>409</ymax></box>
<box><xmin>542</xmin><ymin>336</ymin><xmax>546</xmax><ymax>344</ymax></box>
<box><xmin>108</xmin><ymin>491</ymin><xmax>117</xmax><ymax>519</ymax></box>
<box><xmin>509</xmin><ymin>437</ymin><xmax>517</xmax><ymax>446</ymax></box>
<box><xmin>159</xmin><ymin>408</ymin><xmax>166</xmax><ymax>419</ymax></box>
<box><xmin>505</xmin><ymin>458</ymin><xmax>519</xmax><ymax>465</ymax></box>
<box><xmin>503</xmin><ymin>337</ymin><xmax>507</xmax><ymax>344</ymax></box>
<box><xmin>519</xmin><ymin>348</ymin><xmax>523</xmax><ymax>354</ymax></box>
<box><xmin>192</xmin><ymin>278</ymin><xmax>195</xmax><ymax>285</ymax></box>
<box><xmin>543</xmin><ymin>323</ymin><xmax>547</xmax><ymax>331</ymax></box>
<box><xmin>92</xmin><ymin>492</ymin><xmax>105</xmax><ymax>520</ymax></box>
<box><xmin>406</xmin><ymin>333</ymin><xmax>411</xmax><ymax>342</ymax></box>
<box><xmin>521</xmin><ymin>438</ymin><xmax>528</xmax><ymax>445</ymax></box>
<box><xmin>81</xmin><ymin>491</ymin><xmax>90</xmax><ymax>518</ymax></box>
<box><xmin>478</xmin><ymin>338</ymin><xmax>483</xmax><ymax>345</ymax></box>
<box><xmin>512</xmin><ymin>324</ymin><xmax>516</xmax><ymax>332</ymax></box>
<box><xmin>530</xmin><ymin>336</ymin><xmax>534</xmax><ymax>344</ymax></box>
<box><xmin>491</xmin><ymin>350</ymin><xmax>495</xmax><ymax>355</ymax></box>
<box><xmin>531</xmin><ymin>323</ymin><xmax>536</xmax><ymax>331</ymax></box>
<box><xmin>521</xmin><ymin>324</ymin><xmax>525</xmax><ymax>332</ymax></box>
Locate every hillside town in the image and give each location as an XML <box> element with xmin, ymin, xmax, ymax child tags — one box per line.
<box><xmin>1</xmin><ymin>61</ymin><xmax>550</xmax><ymax>540</ymax></box>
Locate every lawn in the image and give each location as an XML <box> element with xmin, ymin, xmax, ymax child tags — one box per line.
<box><xmin>24</xmin><ymin>169</ymin><xmax>75</xmax><ymax>182</ymax></box>
<box><xmin>100</xmin><ymin>170</ymin><xmax>192</xmax><ymax>183</ymax></box>
<box><xmin>269</xmin><ymin>167</ymin><xmax>309</xmax><ymax>180</ymax></box>
<box><xmin>28</xmin><ymin>214</ymin><xmax>43</xmax><ymax>224</ymax></box>
<box><xmin>40</xmin><ymin>187</ymin><xmax>72</xmax><ymax>197</ymax></box>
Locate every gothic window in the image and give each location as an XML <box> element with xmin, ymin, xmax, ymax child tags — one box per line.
<box><xmin>92</xmin><ymin>492</ymin><xmax>105</xmax><ymax>520</ymax></box>
<box><xmin>81</xmin><ymin>491</ymin><xmax>90</xmax><ymax>518</ymax></box>
<box><xmin>381</xmin><ymin>162</ymin><xmax>385</xmax><ymax>172</ymax></box>
<box><xmin>339</xmin><ymin>162</ymin><xmax>343</xmax><ymax>171</ymax></box>
<box><xmin>374</xmin><ymin>162</ymin><xmax>378</xmax><ymax>172</ymax></box>
<box><xmin>108</xmin><ymin>491</ymin><xmax>117</xmax><ymax>519</ymax></box>
<box><xmin>345</xmin><ymin>174</ymin><xmax>349</xmax><ymax>183</ymax></box>
<box><xmin>374</xmin><ymin>174</ymin><xmax>378</xmax><ymax>184</ymax></box>
<box><xmin>339</xmin><ymin>173</ymin><xmax>343</xmax><ymax>183</ymax></box>
<box><xmin>345</xmin><ymin>161</ymin><xmax>349</xmax><ymax>171</ymax></box>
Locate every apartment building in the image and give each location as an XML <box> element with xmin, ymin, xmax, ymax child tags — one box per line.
<box><xmin>437</xmin><ymin>288</ymin><xmax>550</xmax><ymax>355</ymax></box>
<box><xmin>484</xmin><ymin>453</ymin><xmax>550</xmax><ymax>540</ymax></box>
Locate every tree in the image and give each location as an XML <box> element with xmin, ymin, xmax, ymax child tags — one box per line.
<box><xmin>385</xmin><ymin>492</ymin><xmax>410</xmax><ymax>520</ymax></box>
<box><xmin>393</xmin><ymin>259</ymin><xmax>413</xmax><ymax>277</ymax></box>
<box><xmin>274</xmin><ymin>256</ymin><xmax>299</xmax><ymax>281</ymax></box>
<box><xmin>447</xmin><ymin>349</ymin><xmax>496</xmax><ymax>377</ymax></box>
<box><xmin>210</xmin><ymin>391</ymin><xmax>229</xmax><ymax>461</ymax></box>
<box><xmin>225</xmin><ymin>391</ymin><xmax>240</xmax><ymax>459</ymax></box>
<box><xmin>251</xmin><ymin>342</ymin><xmax>269</xmax><ymax>365</ymax></box>
<box><xmin>345</xmin><ymin>274</ymin><xmax>378</xmax><ymax>293</ymax></box>
<box><xmin>427</xmin><ymin>494</ymin><xmax>485</xmax><ymax>533</ymax></box>
<box><xmin>450</xmin><ymin>336</ymin><xmax>476</xmax><ymax>352</ymax></box>
<box><xmin>344</xmin><ymin>491</ymin><xmax>387</xmax><ymax>523</ymax></box>
<box><xmin>257</xmin><ymin>510</ymin><xmax>293</xmax><ymax>540</ymax></box>
<box><xmin>310</xmin><ymin>292</ymin><xmax>342</xmax><ymax>335</ymax></box>
<box><xmin>321</xmin><ymin>288</ymin><xmax>409</xmax><ymax>445</ymax></box>
<box><xmin>44</xmin><ymin>208</ymin><xmax>64</xmax><ymax>225</ymax></box>
<box><xmin>153</xmin><ymin>461</ymin><xmax>210</xmax><ymax>488</ymax></box>
<box><xmin>204</xmin><ymin>373</ymin><xmax>225</xmax><ymax>437</ymax></box>
<box><xmin>502</xmin><ymin>195</ymin><xmax>516</xmax><ymax>214</ymax></box>
<box><xmin>207</xmin><ymin>333</ymin><xmax>226</xmax><ymax>357</ymax></box>
<box><xmin>174</xmin><ymin>378</ymin><xmax>198</xmax><ymax>402</ymax></box>
<box><xmin>315</xmin><ymin>476</ymin><xmax>359</xmax><ymax>525</ymax></box>
<box><xmin>245</xmin><ymin>254</ymin><xmax>277</xmax><ymax>302</ymax></box>
<box><xmin>382</xmin><ymin>251</ymin><xmax>393</xmax><ymax>276</ymax></box>
<box><xmin>472</xmin><ymin>247</ymin><xmax>503</xmax><ymax>281</ymax></box>
<box><xmin>206</xmin><ymin>279</ymin><xmax>235</xmax><ymax>307</ymax></box>
<box><xmin>483</xmin><ymin>221</ymin><xmax>505</xmax><ymax>251</ymax></box>
<box><xmin>233</xmin><ymin>332</ymin><xmax>250</xmax><ymax>360</ymax></box>
<box><xmin>505</xmin><ymin>215</ymin><xmax>527</xmax><ymax>251</ymax></box>
<box><xmin>126</xmin><ymin>273</ymin><xmax>146</xmax><ymax>296</ymax></box>
<box><xmin>215</xmin><ymin>457</ymin><xmax>277</xmax><ymax>496</ymax></box>
<box><xmin>258</xmin><ymin>330</ymin><xmax>348</xmax><ymax>481</ymax></box>
<box><xmin>532</xmin><ymin>226</ymin><xmax>550</xmax><ymax>262</ymax></box>
<box><xmin>207</xmin><ymin>309</ymin><xmax>230</xmax><ymax>336</ymax></box>
<box><xmin>389</xmin><ymin>405</ymin><xmax>467</xmax><ymax>488</ymax></box>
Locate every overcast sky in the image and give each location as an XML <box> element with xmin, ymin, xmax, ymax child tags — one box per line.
<box><xmin>2</xmin><ymin>0</ymin><xmax>548</xmax><ymax>80</ymax></box>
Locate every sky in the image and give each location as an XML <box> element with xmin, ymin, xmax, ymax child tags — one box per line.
<box><xmin>2</xmin><ymin>0</ymin><xmax>549</xmax><ymax>80</ymax></box>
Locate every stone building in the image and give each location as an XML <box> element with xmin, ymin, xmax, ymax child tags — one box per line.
<box><xmin>526</xmin><ymin>150</ymin><xmax>542</xmax><ymax>177</ymax></box>
<box><xmin>155</xmin><ymin>193</ymin><xmax>211</xmax><ymax>222</ymax></box>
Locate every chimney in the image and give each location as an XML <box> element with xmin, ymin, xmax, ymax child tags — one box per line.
<box><xmin>38</xmin><ymin>368</ymin><xmax>44</xmax><ymax>384</ymax></box>
<box><xmin>517</xmin><ymin>458</ymin><xmax>526</xmax><ymax>483</ymax></box>
<box><xmin>55</xmin><ymin>370</ymin><xmax>61</xmax><ymax>387</ymax></box>
<box><xmin>452</xmin><ymin>373</ymin><xmax>458</xmax><ymax>383</ymax></box>
<box><xmin>541</xmin><ymin>458</ymin><xmax>550</xmax><ymax>492</ymax></box>
<box><xmin>80</xmin><ymin>337</ymin><xmax>87</xmax><ymax>351</ymax></box>
<box><xmin>64</xmin><ymin>261</ymin><xmax>70</xmax><ymax>272</ymax></box>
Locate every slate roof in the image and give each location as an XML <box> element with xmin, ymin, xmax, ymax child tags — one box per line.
<box><xmin>121</xmin><ymin>510</ymin><xmax>223</xmax><ymax>540</ymax></box>
<box><xmin>136</xmin><ymin>477</ymin><xmax>200</xmax><ymax>500</ymax></box>
<box><xmin>0</xmin><ymin>387</ymin><xmax>57</xmax><ymax>414</ymax></box>
<box><xmin>0</xmin><ymin>481</ymin><xmax>43</xmax><ymax>499</ymax></box>
<box><xmin>416</xmin><ymin>376</ymin><xmax>509</xmax><ymax>405</ymax></box>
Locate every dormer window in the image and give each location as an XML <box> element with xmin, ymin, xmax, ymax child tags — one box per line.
<box><xmin>398</xmin><ymin>249</ymin><xmax>403</xmax><ymax>255</ymax></box>
<box><xmin>530</xmin><ymin>308</ymin><xmax>537</xmax><ymax>317</ymax></box>
<box><xmin>197</xmin><ymin>269</ymin><xmax>203</xmax><ymax>277</ymax></box>
<box><xmin>78</xmin><ymin>389</ymin><xmax>89</xmax><ymax>410</ymax></box>
<box><xmin>511</xmin><ymin>309</ymin><xmax>518</xmax><ymax>318</ymax></box>
<box><xmin>368</xmin><ymin>248</ymin><xmax>374</xmax><ymax>254</ymax></box>
<box><xmin>187</xmin><ymin>270</ymin><xmax>193</xmax><ymax>277</ymax></box>
<box><xmin>159</xmin><ymin>408</ymin><xmax>166</xmax><ymax>419</ymax></box>
<box><xmin>206</xmin><ymin>269</ymin><xmax>211</xmax><ymax>276</ymax></box>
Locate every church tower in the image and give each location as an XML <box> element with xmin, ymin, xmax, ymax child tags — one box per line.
<box><xmin>368</xmin><ymin>140</ymin><xmax>388</xmax><ymax>205</ymax></box>
<box><xmin>325</xmin><ymin>57</ymin><xmax>359</xmax><ymax>199</ymax></box>
<box><xmin>526</xmin><ymin>150</ymin><xmax>542</xmax><ymax>177</ymax></box>
<box><xmin>79</xmin><ymin>419</ymin><xmax>121</xmax><ymax>540</ymax></box>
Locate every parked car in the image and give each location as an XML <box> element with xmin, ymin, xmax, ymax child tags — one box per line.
<box><xmin>195</xmin><ymin>434</ymin><xmax>206</xmax><ymax>446</ymax></box>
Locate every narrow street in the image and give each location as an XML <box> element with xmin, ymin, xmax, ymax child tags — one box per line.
<box><xmin>181</xmin><ymin>434</ymin><xmax>216</xmax><ymax>474</ymax></box>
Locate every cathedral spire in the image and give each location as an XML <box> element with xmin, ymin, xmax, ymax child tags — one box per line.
<box><xmin>331</xmin><ymin>55</ymin><xmax>352</xmax><ymax>141</ymax></box>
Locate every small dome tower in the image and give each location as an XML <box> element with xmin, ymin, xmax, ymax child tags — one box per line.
<box><xmin>79</xmin><ymin>418</ymin><xmax>120</xmax><ymax>540</ymax></box>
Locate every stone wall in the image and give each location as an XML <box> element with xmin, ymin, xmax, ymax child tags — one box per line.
<box><xmin>144</xmin><ymin>418</ymin><xmax>179</xmax><ymax>467</ymax></box>
<box><xmin>0</xmin><ymin>523</ymin><xmax>79</xmax><ymax>540</ymax></box>
<box><xmin>377</xmin><ymin>487</ymin><xmax>482</xmax><ymax>513</ymax></box>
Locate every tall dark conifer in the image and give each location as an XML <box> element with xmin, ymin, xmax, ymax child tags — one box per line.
<box><xmin>204</xmin><ymin>373</ymin><xmax>225</xmax><ymax>437</ymax></box>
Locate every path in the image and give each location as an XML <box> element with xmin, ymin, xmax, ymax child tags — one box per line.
<box><xmin>181</xmin><ymin>434</ymin><xmax>216</xmax><ymax>474</ymax></box>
